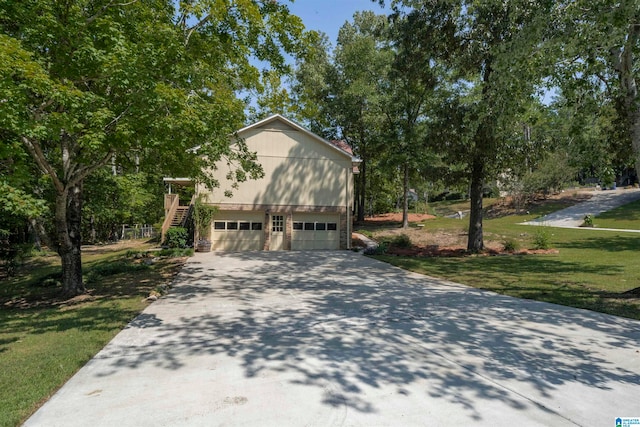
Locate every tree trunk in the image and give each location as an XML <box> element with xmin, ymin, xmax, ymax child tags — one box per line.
<box><xmin>402</xmin><ymin>163</ymin><xmax>409</xmax><ymax>229</ymax></box>
<box><xmin>55</xmin><ymin>182</ymin><xmax>85</xmax><ymax>297</ymax></box>
<box><xmin>467</xmin><ymin>155</ymin><xmax>484</xmax><ymax>253</ymax></box>
<box><xmin>611</xmin><ymin>17</ymin><xmax>640</xmax><ymax>179</ymax></box>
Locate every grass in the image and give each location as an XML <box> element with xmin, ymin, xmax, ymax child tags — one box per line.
<box><xmin>592</xmin><ymin>199</ymin><xmax>640</xmax><ymax>230</ymax></box>
<box><xmin>0</xmin><ymin>240</ymin><xmax>189</xmax><ymax>427</ymax></box>
<box><xmin>372</xmin><ymin>198</ymin><xmax>640</xmax><ymax>321</ymax></box>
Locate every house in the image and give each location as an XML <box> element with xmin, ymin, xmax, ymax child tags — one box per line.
<box><xmin>163</xmin><ymin>114</ymin><xmax>361</xmax><ymax>251</ymax></box>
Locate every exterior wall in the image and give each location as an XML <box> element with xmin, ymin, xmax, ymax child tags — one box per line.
<box><xmin>200</xmin><ymin>127</ymin><xmax>353</xmax><ymax>208</ymax></box>
<box><xmin>209</xmin><ymin>203</ymin><xmax>349</xmax><ymax>250</ymax></box>
<box><xmin>196</xmin><ymin>117</ymin><xmax>356</xmax><ymax>251</ymax></box>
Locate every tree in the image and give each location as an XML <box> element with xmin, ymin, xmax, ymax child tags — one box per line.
<box><xmin>293</xmin><ymin>13</ymin><xmax>393</xmax><ymax>222</ymax></box>
<box><xmin>387</xmin><ymin>0</ymin><xmax>554</xmax><ymax>250</ymax></box>
<box><xmin>550</xmin><ymin>1</ymin><xmax>639</xmax><ymax>178</ymax></box>
<box><xmin>0</xmin><ymin>0</ymin><xmax>309</xmax><ymax>296</ymax></box>
<box><xmin>381</xmin><ymin>11</ymin><xmax>443</xmax><ymax>229</ymax></box>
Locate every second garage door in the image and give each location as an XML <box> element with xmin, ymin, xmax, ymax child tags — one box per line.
<box><xmin>291</xmin><ymin>213</ymin><xmax>340</xmax><ymax>250</ymax></box>
<box><xmin>211</xmin><ymin>211</ymin><xmax>264</xmax><ymax>251</ymax></box>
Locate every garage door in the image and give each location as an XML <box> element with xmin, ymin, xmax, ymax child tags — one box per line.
<box><xmin>211</xmin><ymin>211</ymin><xmax>264</xmax><ymax>251</ymax></box>
<box><xmin>292</xmin><ymin>213</ymin><xmax>340</xmax><ymax>250</ymax></box>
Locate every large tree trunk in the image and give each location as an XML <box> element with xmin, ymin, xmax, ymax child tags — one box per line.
<box><xmin>402</xmin><ymin>163</ymin><xmax>409</xmax><ymax>229</ymax></box>
<box><xmin>55</xmin><ymin>182</ymin><xmax>85</xmax><ymax>297</ymax></box>
<box><xmin>467</xmin><ymin>155</ymin><xmax>484</xmax><ymax>253</ymax></box>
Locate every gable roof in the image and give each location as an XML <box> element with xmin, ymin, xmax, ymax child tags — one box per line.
<box><xmin>237</xmin><ymin>114</ymin><xmax>360</xmax><ymax>163</ymax></box>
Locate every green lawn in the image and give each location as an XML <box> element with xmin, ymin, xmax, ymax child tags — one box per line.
<box><xmin>0</xmin><ymin>242</ymin><xmax>190</xmax><ymax>427</ymax></box>
<box><xmin>374</xmin><ymin>199</ymin><xmax>640</xmax><ymax>321</ymax></box>
<box><xmin>592</xmin><ymin>199</ymin><xmax>640</xmax><ymax>230</ymax></box>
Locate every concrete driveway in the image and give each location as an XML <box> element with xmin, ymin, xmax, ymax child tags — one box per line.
<box><xmin>25</xmin><ymin>252</ymin><xmax>640</xmax><ymax>426</ymax></box>
<box><xmin>523</xmin><ymin>188</ymin><xmax>640</xmax><ymax>229</ymax></box>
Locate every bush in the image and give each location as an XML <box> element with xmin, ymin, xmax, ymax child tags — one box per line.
<box><xmin>582</xmin><ymin>214</ymin><xmax>594</xmax><ymax>227</ymax></box>
<box><xmin>391</xmin><ymin>234</ymin><xmax>412</xmax><ymax>248</ymax></box>
<box><xmin>163</xmin><ymin>227</ymin><xmax>188</xmax><ymax>248</ymax></box>
<box><xmin>503</xmin><ymin>238</ymin><xmax>520</xmax><ymax>252</ymax></box>
<box><xmin>364</xmin><ymin>241</ymin><xmax>388</xmax><ymax>255</ymax></box>
<box><xmin>532</xmin><ymin>228</ymin><xmax>551</xmax><ymax>250</ymax></box>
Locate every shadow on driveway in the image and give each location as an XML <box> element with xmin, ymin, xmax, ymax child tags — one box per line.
<box><xmin>26</xmin><ymin>251</ymin><xmax>640</xmax><ymax>426</ymax></box>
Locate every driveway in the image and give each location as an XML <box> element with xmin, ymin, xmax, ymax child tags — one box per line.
<box><xmin>523</xmin><ymin>188</ymin><xmax>640</xmax><ymax>229</ymax></box>
<box><xmin>25</xmin><ymin>252</ymin><xmax>640</xmax><ymax>426</ymax></box>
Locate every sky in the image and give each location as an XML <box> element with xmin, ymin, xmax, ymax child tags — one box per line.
<box><xmin>287</xmin><ymin>0</ymin><xmax>389</xmax><ymax>45</ymax></box>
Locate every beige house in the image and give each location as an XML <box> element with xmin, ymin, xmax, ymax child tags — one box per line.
<box><xmin>164</xmin><ymin>114</ymin><xmax>360</xmax><ymax>251</ymax></box>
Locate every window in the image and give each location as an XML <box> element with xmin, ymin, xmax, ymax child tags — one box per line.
<box><xmin>251</xmin><ymin>222</ymin><xmax>262</xmax><ymax>231</ymax></box>
<box><xmin>214</xmin><ymin>221</ymin><xmax>226</xmax><ymax>230</ymax></box>
<box><xmin>327</xmin><ymin>223</ymin><xmax>337</xmax><ymax>231</ymax></box>
<box><xmin>239</xmin><ymin>222</ymin><xmax>250</xmax><ymax>230</ymax></box>
<box><xmin>272</xmin><ymin>215</ymin><xmax>284</xmax><ymax>232</ymax></box>
<box><xmin>227</xmin><ymin>222</ymin><xmax>238</xmax><ymax>230</ymax></box>
<box><xmin>293</xmin><ymin>222</ymin><xmax>303</xmax><ymax>230</ymax></box>
<box><xmin>304</xmin><ymin>222</ymin><xmax>314</xmax><ymax>231</ymax></box>
<box><xmin>316</xmin><ymin>222</ymin><xmax>326</xmax><ymax>231</ymax></box>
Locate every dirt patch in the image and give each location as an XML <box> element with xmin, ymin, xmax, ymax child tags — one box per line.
<box><xmin>386</xmin><ymin>245</ymin><xmax>559</xmax><ymax>258</ymax></box>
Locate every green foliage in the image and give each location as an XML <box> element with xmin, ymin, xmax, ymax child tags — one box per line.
<box><xmin>548</xmin><ymin>0</ymin><xmax>640</xmax><ymax>175</ymax></box>
<box><xmin>532</xmin><ymin>228</ymin><xmax>551</xmax><ymax>250</ymax></box>
<box><xmin>193</xmin><ymin>196</ymin><xmax>218</xmax><ymax>240</ymax></box>
<box><xmin>294</xmin><ymin>12</ymin><xmax>393</xmax><ymax>222</ymax></box>
<box><xmin>82</xmin><ymin>169</ymin><xmax>163</xmax><ymax>243</ymax></box>
<box><xmin>163</xmin><ymin>227</ymin><xmax>188</xmax><ymax>249</ymax></box>
<box><xmin>391</xmin><ymin>233</ymin><xmax>412</xmax><ymax>248</ymax></box>
<box><xmin>157</xmin><ymin>248</ymin><xmax>194</xmax><ymax>258</ymax></box>
<box><xmin>0</xmin><ymin>0</ymin><xmax>312</xmax><ymax>295</ymax></box>
<box><xmin>503</xmin><ymin>239</ymin><xmax>520</xmax><ymax>252</ymax></box>
<box><xmin>364</xmin><ymin>241</ymin><xmax>389</xmax><ymax>255</ymax></box>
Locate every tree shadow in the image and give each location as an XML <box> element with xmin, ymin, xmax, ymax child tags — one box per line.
<box><xmin>91</xmin><ymin>251</ymin><xmax>640</xmax><ymax>423</ymax></box>
<box><xmin>558</xmin><ymin>235</ymin><xmax>640</xmax><ymax>252</ymax></box>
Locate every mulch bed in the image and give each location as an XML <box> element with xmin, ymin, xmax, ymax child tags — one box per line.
<box><xmin>386</xmin><ymin>245</ymin><xmax>559</xmax><ymax>258</ymax></box>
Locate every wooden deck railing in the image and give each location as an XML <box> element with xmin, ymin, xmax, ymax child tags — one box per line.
<box><xmin>161</xmin><ymin>194</ymin><xmax>180</xmax><ymax>243</ymax></box>
<box><xmin>161</xmin><ymin>194</ymin><xmax>196</xmax><ymax>244</ymax></box>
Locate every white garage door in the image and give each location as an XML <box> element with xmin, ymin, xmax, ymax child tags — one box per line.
<box><xmin>211</xmin><ymin>211</ymin><xmax>264</xmax><ymax>251</ymax></box>
<box><xmin>292</xmin><ymin>213</ymin><xmax>340</xmax><ymax>250</ymax></box>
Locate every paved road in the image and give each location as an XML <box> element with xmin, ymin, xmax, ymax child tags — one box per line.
<box><xmin>523</xmin><ymin>188</ymin><xmax>640</xmax><ymax>228</ymax></box>
<box><xmin>25</xmin><ymin>252</ymin><xmax>640</xmax><ymax>426</ymax></box>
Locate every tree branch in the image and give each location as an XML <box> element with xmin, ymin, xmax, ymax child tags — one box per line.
<box><xmin>22</xmin><ymin>137</ymin><xmax>64</xmax><ymax>193</ymax></box>
<box><xmin>68</xmin><ymin>150</ymin><xmax>115</xmax><ymax>188</ymax></box>
<box><xmin>185</xmin><ymin>15</ymin><xmax>211</xmax><ymax>46</ymax></box>
<box><xmin>86</xmin><ymin>0</ymin><xmax>138</xmax><ymax>25</ymax></box>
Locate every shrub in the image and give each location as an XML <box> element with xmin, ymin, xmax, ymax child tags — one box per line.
<box><xmin>503</xmin><ymin>238</ymin><xmax>520</xmax><ymax>252</ymax></box>
<box><xmin>157</xmin><ymin>248</ymin><xmax>194</xmax><ymax>258</ymax></box>
<box><xmin>532</xmin><ymin>228</ymin><xmax>551</xmax><ymax>250</ymax></box>
<box><xmin>391</xmin><ymin>234</ymin><xmax>412</xmax><ymax>248</ymax></box>
<box><xmin>164</xmin><ymin>227</ymin><xmax>188</xmax><ymax>248</ymax></box>
<box><xmin>364</xmin><ymin>242</ymin><xmax>389</xmax><ymax>255</ymax></box>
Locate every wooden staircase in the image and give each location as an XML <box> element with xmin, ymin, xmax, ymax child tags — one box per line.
<box><xmin>161</xmin><ymin>194</ymin><xmax>194</xmax><ymax>243</ymax></box>
<box><xmin>171</xmin><ymin>206</ymin><xmax>190</xmax><ymax>227</ymax></box>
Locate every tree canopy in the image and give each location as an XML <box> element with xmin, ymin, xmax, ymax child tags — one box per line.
<box><xmin>0</xmin><ymin>0</ymin><xmax>311</xmax><ymax>295</ymax></box>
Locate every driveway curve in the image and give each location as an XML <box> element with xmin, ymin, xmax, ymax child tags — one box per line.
<box><xmin>25</xmin><ymin>252</ymin><xmax>640</xmax><ymax>426</ymax></box>
<box><xmin>523</xmin><ymin>188</ymin><xmax>640</xmax><ymax>229</ymax></box>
